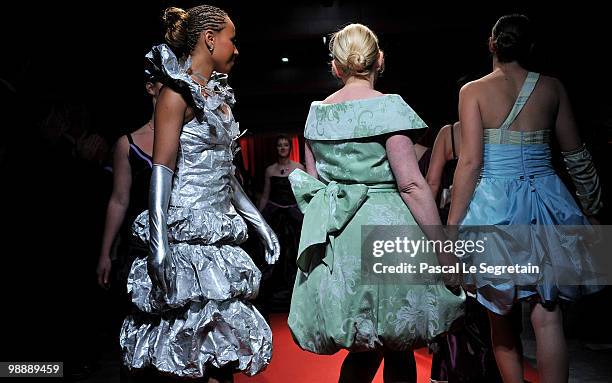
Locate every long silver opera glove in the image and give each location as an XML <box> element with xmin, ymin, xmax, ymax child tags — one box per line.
<box><xmin>561</xmin><ymin>144</ymin><xmax>603</xmax><ymax>216</ymax></box>
<box><xmin>230</xmin><ymin>174</ymin><xmax>280</xmax><ymax>264</ymax></box>
<box><xmin>148</xmin><ymin>164</ymin><xmax>174</xmax><ymax>294</ymax></box>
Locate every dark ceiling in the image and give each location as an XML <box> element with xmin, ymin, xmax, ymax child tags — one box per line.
<box><xmin>2</xmin><ymin>1</ymin><xmax>610</xmax><ymax>140</ymax></box>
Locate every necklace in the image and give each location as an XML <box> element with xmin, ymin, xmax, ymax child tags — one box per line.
<box><xmin>188</xmin><ymin>69</ymin><xmax>209</xmax><ymax>94</ymax></box>
<box><xmin>188</xmin><ymin>68</ymin><xmax>208</xmax><ymax>90</ymax></box>
<box><xmin>278</xmin><ymin>163</ymin><xmax>290</xmax><ymax>175</ymax></box>
<box><xmin>191</xmin><ymin>71</ymin><xmax>208</xmax><ymax>84</ymax></box>
<box><xmin>147</xmin><ymin>121</ymin><xmax>154</xmax><ymax>131</ymax></box>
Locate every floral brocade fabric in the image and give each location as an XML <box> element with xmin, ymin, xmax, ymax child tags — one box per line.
<box><xmin>288</xmin><ymin>95</ymin><xmax>465</xmax><ymax>354</ymax></box>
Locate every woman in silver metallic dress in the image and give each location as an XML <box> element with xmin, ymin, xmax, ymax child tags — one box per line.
<box><xmin>120</xmin><ymin>5</ymin><xmax>280</xmax><ymax>382</ymax></box>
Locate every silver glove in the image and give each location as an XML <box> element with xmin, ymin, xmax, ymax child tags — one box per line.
<box><xmin>230</xmin><ymin>174</ymin><xmax>280</xmax><ymax>264</ymax></box>
<box><xmin>148</xmin><ymin>164</ymin><xmax>174</xmax><ymax>294</ymax></box>
<box><xmin>561</xmin><ymin>144</ymin><xmax>603</xmax><ymax>215</ymax></box>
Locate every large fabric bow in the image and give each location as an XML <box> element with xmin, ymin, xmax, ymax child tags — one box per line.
<box><xmin>289</xmin><ymin>169</ymin><xmax>369</xmax><ymax>273</ymax></box>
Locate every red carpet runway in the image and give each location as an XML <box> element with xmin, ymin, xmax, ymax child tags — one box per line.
<box><xmin>236</xmin><ymin>314</ymin><xmax>539</xmax><ymax>383</ymax></box>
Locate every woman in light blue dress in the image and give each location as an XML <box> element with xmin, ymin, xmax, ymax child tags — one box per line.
<box><xmin>448</xmin><ymin>15</ymin><xmax>603</xmax><ymax>383</ymax></box>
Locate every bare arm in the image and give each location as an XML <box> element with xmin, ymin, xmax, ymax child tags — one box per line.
<box><xmin>426</xmin><ymin>125</ymin><xmax>451</xmax><ymax>198</ymax></box>
<box><xmin>146</xmin><ymin>87</ymin><xmax>189</xmax><ymax>293</ymax></box>
<box><xmin>386</xmin><ymin>134</ymin><xmax>444</xmax><ymax>238</ymax></box>
<box><xmin>97</xmin><ymin>137</ymin><xmax>132</xmax><ymax>287</ymax></box>
<box><xmin>258</xmin><ymin>166</ymin><xmax>272</xmax><ymax>211</ymax></box>
<box><xmin>554</xmin><ymin>79</ymin><xmax>602</xmax><ymax>217</ymax></box>
<box><xmin>304</xmin><ymin>141</ymin><xmax>318</xmax><ymax>179</ymax></box>
<box><xmin>447</xmin><ymin>84</ymin><xmax>483</xmax><ymax>225</ymax></box>
<box><xmin>152</xmin><ymin>87</ymin><xmax>189</xmax><ymax>168</ymax></box>
<box><xmin>386</xmin><ymin>133</ymin><xmax>461</xmax><ymax>287</ymax></box>
<box><xmin>553</xmin><ymin>79</ymin><xmax>582</xmax><ymax>152</ymax></box>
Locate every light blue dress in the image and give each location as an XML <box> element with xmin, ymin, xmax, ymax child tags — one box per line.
<box><xmin>460</xmin><ymin>72</ymin><xmax>600</xmax><ymax>315</ymax></box>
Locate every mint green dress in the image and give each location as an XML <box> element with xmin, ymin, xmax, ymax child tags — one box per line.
<box><xmin>288</xmin><ymin>94</ymin><xmax>465</xmax><ymax>354</ymax></box>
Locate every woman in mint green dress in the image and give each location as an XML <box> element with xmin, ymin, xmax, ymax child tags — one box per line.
<box><xmin>288</xmin><ymin>23</ymin><xmax>465</xmax><ymax>382</ymax></box>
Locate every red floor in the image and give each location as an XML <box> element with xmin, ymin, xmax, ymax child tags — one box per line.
<box><xmin>236</xmin><ymin>314</ymin><xmax>539</xmax><ymax>383</ymax></box>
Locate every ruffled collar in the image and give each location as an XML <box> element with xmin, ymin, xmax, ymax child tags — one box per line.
<box><xmin>203</xmin><ymin>71</ymin><xmax>235</xmax><ymax>109</ymax></box>
<box><xmin>145</xmin><ymin>44</ymin><xmax>236</xmax><ymax>121</ymax></box>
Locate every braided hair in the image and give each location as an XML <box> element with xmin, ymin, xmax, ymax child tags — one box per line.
<box><xmin>162</xmin><ymin>5</ymin><xmax>228</xmax><ymax>58</ymax></box>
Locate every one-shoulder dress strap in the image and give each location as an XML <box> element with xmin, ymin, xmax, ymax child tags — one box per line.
<box><xmin>499</xmin><ymin>72</ymin><xmax>540</xmax><ymax>131</ymax></box>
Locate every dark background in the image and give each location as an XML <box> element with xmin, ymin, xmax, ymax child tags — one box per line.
<box><xmin>1</xmin><ymin>0</ymin><xmax>610</xmax><ymax>367</ymax></box>
<box><xmin>2</xmin><ymin>1</ymin><xmax>611</xmax><ymax>140</ymax></box>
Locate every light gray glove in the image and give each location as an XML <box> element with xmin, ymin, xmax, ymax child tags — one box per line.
<box><xmin>561</xmin><ymin>144</ymin><xmax>603</xmax><ymax>216</ymax></box>
<box><xmin>148</xmin><ymin>164</ymin><xmax>174</xmax><ymax>294</ymax></box>
<box><xmin>230</xmin><ymin>174</ymin><xmax>280</xmax><ymax>264</ymax></box>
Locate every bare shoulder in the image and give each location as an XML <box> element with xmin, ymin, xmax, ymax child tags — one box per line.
<box><xmin>459</xmin><ymin>79</ymin><xmax>483</xmax><ymax>97</ymax></box>
<box><xmin>439</xmin><ymin>124</ymin><xmax>452</xmax><ymax>136</ymax></box>
<box><xmin>158</xmin><ymin>86</ymin><xmax>188</xmax><ymax>108</ymax></box>
<box><xmin>523</xmin><ymin>74</ymin><xmax>562</xmax><ymax>108</ymax></box>
<box><xmin>538</xmin><ymin>74</ymin><xmax>561</xmax><ymax>86</ymax></box>
<box><xmin>115</xmin><ymin>135</ymin><xmax>130</xmax><ymax>152</ymax></box>
<box><xmin>322</xmin><ymin>90</ymin><xmax>343</xmax><ymax>104</ymax></box>
<box><xmin>434</xmin><ymin>124</ymin><xmax>451</xmax><ymax>145</ymax></box>
<box><xmin>264</xmin><ymin>164</ymin><xmax>275</xmax><ymax>175</ymax></box>
<box><xmin>537</xmin><ymin>74</ymin><xmax>564</xmax><ymax>94</ymax></box>
<box><xmin>132</xmin><ymin>124</ymin><xmax>152</xmax><ymax>137</ymax></box>
<box><xmin>292</xmin><ymin>161</ymin><xmax>305</xmax><ymax>170</ymax></box>
<box><xmin>112</xmin><ymin>135</ymin><xmax>130</xmax><ymax>161</ymax></box>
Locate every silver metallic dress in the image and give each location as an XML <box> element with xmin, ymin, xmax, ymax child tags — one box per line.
<box><xmin>120</xmin><ymin>44</ymin><xmax>272</xmax><ymax>378</ymax></box>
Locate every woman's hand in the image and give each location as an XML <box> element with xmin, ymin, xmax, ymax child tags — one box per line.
<box><xmin>230</xmin><ymin>174</ymin><xmax>280</xmax><ymax>264</ymax></box>
<box><xmin>261</xmin><ymin>227</ymin><xmax>281</xmax><ymax>265</ymax></box>
<box><xmin>437</xmin><ymin>249</ymin><xmax>463</xmax><ymax>289</ymax></box>
<box><xmin>96</xmin><ymin>255</ymin><xmax>112</xmax><ymax>289</ymax></box>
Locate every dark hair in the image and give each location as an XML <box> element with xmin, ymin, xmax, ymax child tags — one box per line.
<box><xmin>144</xmin><ymin>68</ymin><xmax>161</xmax><ymax>84</ymax></box>
<box><xmin>162</xmin><ymin>5</ymin><xmax>228</xmax><ymax>58</ymax></box>
<box><xmin>492</xmin><ymin>14</ymin><xmax>533</xmax><ymax>63</ymax></box>
<box><xmin>276</xmin><ymin>135</ymin><xmax>292</xmax><ymax>151</ymax></box>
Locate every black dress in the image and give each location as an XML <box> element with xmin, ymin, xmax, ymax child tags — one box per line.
<box><xmin>260</xmin><ymin>176</ymin><xmax>303</xmax><ymax>311</ymax></box>
<box><xmin>113</xmin><ymin>134</ymin><xmax>152</xmax><ymax>289</ymax></box>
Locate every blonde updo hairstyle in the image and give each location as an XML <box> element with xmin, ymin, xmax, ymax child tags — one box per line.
<box><xmin>329</xmin><ymin>23</ymin><xmax>382</xmax><ymax>79</ymax></box>
<box><xmin>162</xmin><ymin>5</ymin><xmax>228</xmax><ymax>58</ymax></box>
